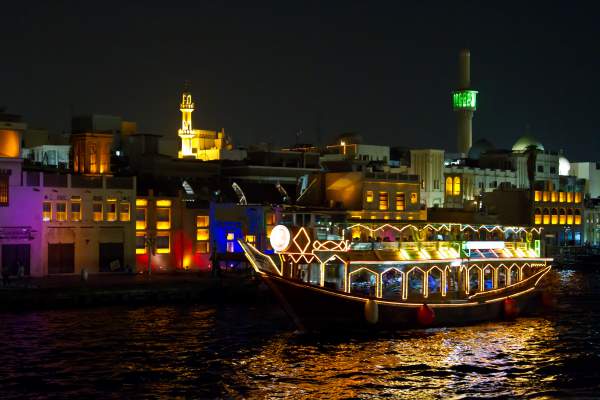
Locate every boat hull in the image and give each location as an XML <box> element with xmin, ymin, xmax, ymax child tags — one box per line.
<box><xmin>261</xmin><ymin>273</ymin><xmax>543</xmax><ymax>332</ymax></box>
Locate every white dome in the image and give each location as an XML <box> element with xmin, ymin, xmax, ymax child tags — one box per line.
<box><xmin>559</xmin><ymin>156</ymin><xmax>570</xmax><ymax>176</ymax></box>
<box><xmin>512</xmin><ymin>135</ymin><xmax>545</xmax><ymax>152</ymax></box>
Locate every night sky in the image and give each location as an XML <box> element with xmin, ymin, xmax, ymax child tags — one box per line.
<box><xmin>1</xmin><ymin>2</ymin><xmax>598</xmax><ymax>160</ymax></box>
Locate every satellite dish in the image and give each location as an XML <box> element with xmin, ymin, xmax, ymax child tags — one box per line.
<box><xmin>275</xmin><ymin>182</ymin><xmax>289</xmax><ymax>204</ymax></box>
<box><xmin>232</xmin><ymin>182</ymin><xmax>247</xmax><ymax>205</ymax></box>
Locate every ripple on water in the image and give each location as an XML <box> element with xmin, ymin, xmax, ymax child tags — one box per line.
<box><xmin>1</xmin><ymin>270</ymin><xmax>600</xmax><ymax>398</ymax></box>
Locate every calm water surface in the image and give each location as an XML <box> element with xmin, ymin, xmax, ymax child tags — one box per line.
<box><xmin>1</xmin><ymin>269</ymin><xmax>600</xmax><ymax>399</ymax></box>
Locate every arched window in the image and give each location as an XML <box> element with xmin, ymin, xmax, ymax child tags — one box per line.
<box><xmin>542</xmin><ymin>208</ymin><xmax>550</xmax><ymax>225</ymax></box>
<box><xmin>349</xmin><ymin>268</ymin><xmax>377</xmax><ymax>297</ymax></box>
<box><xmin>483</xmin><ymin>266</ymin><xmax>494</xmax><ymax>290</ymax></box>
<box><xmin>497</xmin><ymin>266</ymin><xmax>508</xmax><ymax>288</ymax></box>
<box><xmin>445</xmin><ymin>177</ymin><xmax>453</xmax><ymax>195</ymax></box>
<box><xmin>574</xmin><ymin>209</ymin><xmax>582</xmax><ymax>225</ymax></box>
<box><xmin>468</xmin><ymin>267</ymin><xmax>480</xmax><ymax>294</ymax></box>
<box><xmin>551</xmin><ymin>208</ymin><xmax>558</xmax><ymax>225</ymax></box>
<box><xmin>509</xmin><ymin>265</ymin><xmax>519</xmax><ymax>285</ymax></box>
<box><xmin>427</xmin><ymin>267</ymin><xmax>444</xmax><ymax>297</ymax></box>
<box><xmin>534</xmin><ymin>208</ymin><xmax>542</xmax><ymax>225</ymax></box>
<box><xmin>381</xmin><ymin>268</ymin><xmax>403</xmax><ymax>300</ymax></box>
<box><xmin>559</xmin><ymin>208</ymin><xmax>566</xmax><ymax>224</ymax></box>
<box><xmin>407</xmin><ymin>268</ymin><xmax>425</xmax><ymax>298</ymax></box>
<box><xmin>567</xmin><ymin>208</ymin><xmax>574</xmax><ymax>224</ymax></box>
<box><xmin>453</xmin><ymin>177</ymin><xmax>461</xmax><ymax>195</ymax></box>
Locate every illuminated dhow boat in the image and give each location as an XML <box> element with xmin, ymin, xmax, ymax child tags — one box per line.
<box><xmin>239</xmin><ymin>222</ymin><xmax>552</xmax><ymax>331</ymax></box>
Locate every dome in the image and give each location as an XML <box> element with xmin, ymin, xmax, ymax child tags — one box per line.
<box><xmin>559</xmin><ymin>156</ymin><xmax>570</xmax><ymax>176</ymax></box>
<box><xmin>467</xmin><ymin>138</ymin><xmax>495</xmax><ymax>160</ymax></box>
<box><xmin>512</xmin><ymin>135</ymin><xmax>545</xmax><ymax>152</ymax></box>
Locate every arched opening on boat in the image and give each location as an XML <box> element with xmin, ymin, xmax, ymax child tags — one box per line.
<box><xmin>426</xmin><ymin>266</ymin><xmax>444</xmax><ymax>298</ymax></box>
<box><xmin>497</xmin><ymin>265</ymin><xmax>508</xmax><ymax>288</ymax></box>
<box><xmin>467</xmin><ymin>266</ymin><xmax>481</xmax><ymax>294</ymax></box>
<box><xmin>406</xmin><ymin>267</ymin><xmax>425</xmax><ymax>299</ymax></box>
<box><xmin>509</xmin><ymin>264</ymin><xmax>520</xmax><ymax>285</ymax></box>
<box><xmin>521</xmin><ymin>263</ymin><xmax>533</xmax><ymax>279</ymax></box>
<box><xmin>321</xmin><ymin>255</ymin><xmax>346</xmax><ymax>291</ymax></box>
<box><xmin>381</xmin><ymin>268</ymin><xmax>403</xmax><ymax>301</ymax></box>
<box><xmin>349</xmin><ymin>267</ymin><xmax>378</xmax><ymax>297</ymax></box>
<box><xmin>483</xmin><ymin>265</ymin><xmax>494</xmax><ymax>290</ymax></box>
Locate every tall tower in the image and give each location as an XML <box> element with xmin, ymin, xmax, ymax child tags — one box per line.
<box><xmin>452</xmin><ymin>49</ymin><xmax>478</xmax><ymax>156</ymax></box>
<box><xmin>178</xmin><ymin>85</ymin><xmax>195</xmax><ymax>157</ymax></box>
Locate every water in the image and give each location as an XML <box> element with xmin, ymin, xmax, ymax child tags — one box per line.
<box><xmin>1</xmin><ymin>269</ymin><xmax>600</xmax><ymax>399</ymax></box>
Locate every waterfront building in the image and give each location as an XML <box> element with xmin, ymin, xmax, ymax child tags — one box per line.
<box><xmin>409</xmin><ymin>149</ymin><xmax>445</xmax><ymax>207</ymax></box>
<box><xmin>570</xmin><ymin>161</ymin><xmax>600</xmax><ymax>199</ymax></box>
<box><xmin>22</xmin><ymin>145</ymin><xmax>70</xmax><ymax>168</ymax></box>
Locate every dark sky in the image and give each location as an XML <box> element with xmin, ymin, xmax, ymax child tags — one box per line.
<box><xmin>1</xmin><ymin>1</ymin><xmax>599</xmax><ymax>160</ymax></box>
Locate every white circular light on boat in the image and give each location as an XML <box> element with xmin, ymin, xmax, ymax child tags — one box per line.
<box><xmin>270</xmin><ymin>225</ymin><xmax>291</xmax><ymax>252</ymax></box>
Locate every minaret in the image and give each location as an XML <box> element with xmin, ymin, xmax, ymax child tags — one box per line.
<box><xmin>178</xmin><ymin>84</ymin><xmax>195</xmax><ymax>158</ymax></box>
<box><xmin>452</xmin><ymin>49</ymin><xmax>478</xmax><ymax>156</ymax></box>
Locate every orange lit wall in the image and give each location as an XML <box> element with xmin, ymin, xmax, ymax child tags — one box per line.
<box><xmin>0</xmin><ymin>130</ymin><xmax>21</xmax><ymax>158</ymax></box>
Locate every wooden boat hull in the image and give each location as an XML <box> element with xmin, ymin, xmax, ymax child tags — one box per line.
<box><xmin>260</xmin><ymin>273</ymin><xmax>544</xmax><ymax>332</ymax></box>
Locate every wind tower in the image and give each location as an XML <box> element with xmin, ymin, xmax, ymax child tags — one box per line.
<box><xmin>452</xmin><ymin>49</ymin><xmax>478</xmax><ymax>156</ymax></box>
<box><xmin>178</xmin><ymin>83</ymin><xmax>195</xmax><ymax>157</ymax></box>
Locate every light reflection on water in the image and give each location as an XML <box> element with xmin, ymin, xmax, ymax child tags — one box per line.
<box><xmin>0</xmin><ymin>269</ymin><xmax>599</xmax><ymax>399</ymax></box>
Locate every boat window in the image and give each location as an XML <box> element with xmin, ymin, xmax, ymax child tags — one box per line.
<box><xmin>407</xmin><ymin>268</ymin><xmax>425</xmax><ymax>298</ymax></box>
<box><xmin>427</xmin><ymin>268</ymin><xmax>443</xmax><ymax>297</ymax></box>
<box><xmin>324</xmin><ymin>261</ymin><xmax>345</xmax><ymax>291</ymax></box>
<box><xmin>468</xmin><ymin>268</ymin><xmax>480</xmax><ymax>293</ymax></box>
<box><xmin>483</xmin><ymin>266</ymin><xmax>494</xmax><ymax>290</ymax></box>
<box><xmin>509</xmin><ymin>266</ymin><xmax>519</xmax><ymax>285</ymax></box>
<box><xmin>497</xmin><ymin>266</ymin><xmax>508</xmax><ymax>288</ymax></box>
<box><xmin>381</xmin><ymin>269</ymin><xmax>403</xmax><ymax>300</ymax></box>
<box><xmin>350</xmin><ymin>269</ymin><xmax>377</xmax><ymax>297</ymax></box>
<box><xmin>309</xmin><ymin>263</ymin><xmax>321</xmax><ymax>286</ymax></box>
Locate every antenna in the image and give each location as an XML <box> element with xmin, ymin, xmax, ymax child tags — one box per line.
<box><xmin>232</xmin><ymin>182</ymin><xmax>247</xmax><ymax>205</ymax></box>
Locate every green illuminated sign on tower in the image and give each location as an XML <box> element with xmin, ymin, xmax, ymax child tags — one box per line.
<box><xmin>452</xmin><ymin>90</ymin><xmax>478</xmax><ymax>110</ymax></box>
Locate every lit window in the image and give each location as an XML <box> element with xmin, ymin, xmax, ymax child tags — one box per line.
<box><xmin>196</xmin><ymin>241</ymin><xmax>209</xmax><ymax>253</ymax></box>
<box><xmin>0</xmin><ymin>174</ymin><xmax>8</xmax><ymax>206</ymax></box>
<box><xmin>71</xmin><ymin>198</ymin><xmax>81</xmax><ymax>221</ymax></box>
<box><xmin>93</xmin><ymin>202</ymin><xmax>103</xmax><ymax>222</ymax></box>
<box><xmin>120</xmin><ymin>201</ymin><xmax>130</xmax><ymax>221</ymax></box>
<box><xmin>196</xmin><ymin>228</ymin><xmax>209</xmax><ymax>241</ymax></box>
<box><xmin>453</xmin><ymin>177</ymin><xmax>461</xmax><ymax>195</ymax></box>
<box><xmin>534</xmin><ymin>191</ymin><xmax>542</xmax><ymax>202</ymax></box>
<box><xmin>542</xmin><ymin>208</ymin><xmax>550</xmax><ymax>225</ymax></box>
<box><xmin>559</xmin><ymin>192</ymin><xmax>566</xmax><ymax>202</ymax></box>
<box><xmin>567</xmin><ymin>192</ymin><xmax>573</xmax><ymax>203</ymax></box>
<box><xmin>551</xmin><ymin>192</ymin><xmax>558</xmax><ymax>202</ymax></box>
<box><xmin>266</xmin><ymin>212</ymin><xmax>276</xmax><ymax>225</ymax></box>
<box><xmin>136</xmin><ymin>204</ymin><xmax>147</xmax><ymax>230</ymax></box>
<box><xmin>135</xmin><ymin>232</ymin><xmax>146</xmax><ymax>254</ymax></box>
<box><xmin>366</xmin><ymin>191</ymin><xmax>374</xmax><ymax>203</ymax></box>
<box><xmin>226</xmin><ymin>232</ymin><xmax>235</xmax><ymax>253</ymax></box>
<box><xmin>543</xmin><ymin>191</ymin><xmax>549</xmax><ymax>202</ymax></box>
<box><xmin>43</xmin><ymin>201</ymin><xmax>52</xmax><ymax>221</ymax></box>
<box><xmin>395</xmin><ymin>192</ymin><xmax>405</xmax><ymax>211</ymax></box>
<box><xmin>246</xmin><ymin>235</ymin><xmax>256</xmax><ymax>245</ymax></box>
<box><xmin>534</xmin><ymin>208</ymin><xmax>542</xmax><ymax>225</ymax></box>
<box><xmin>156</xmin><ymin>232</ymin><xmax>170</xmax><ymax>254</ymax></box>
<box><xmin>136</xmin><ymin>199</ymin><xmax>148</xmax><ymax>207</ymax></box>
<box><xmin>379</xmin><ymin>192</ymin><xmax>388</xmax><ymax>210</ymax></box>
<box><xmin>156</xmin><ymin>203</ymin><xmax>171</xmax><ymax>230</ymax></box>
<box><xmin>55</xmin><ymin>202</ymin><xmax>67</xmax><ymax>221</ymax></box>
<box><xmin>410</xmin><ymin>192</ymin><xmax>418</xmax><ymax>204</ymax></box>
<box><xmin>559</xmin><ymin>209</ymin><xmax>566</xmax><ymax>224</ymax></box>
<box><xmin>196</xmin><ymin>215</ymin><xmax>209</xmax><ymax>227</ymax></box>
<box><xmin>445</xmin><ymin>177</ymin><xmax>453</xmax><ymax>195</ymax></box>
<box><xmin>551</xmin><ymin>208</ymin><xmax>558</xmax><ymax>225</ymax></box>
<box><xmin>575</xmin><ymin>192</ymin><xmax>582</xmax><ymax>203</ymax></box>
<box><xmin>567</xmin><ymin>209</ymin><xmax>573</xmax><ymax>225</ymax></box>
<box><xmin>106</xmin><ymin>199</ymin><xmax>117</xmax><ymax>222</ymax></box>
<box><xmin>575</xmin><ymin>209</ymin><xmax>581</xmax><ymax>225</ymax></box>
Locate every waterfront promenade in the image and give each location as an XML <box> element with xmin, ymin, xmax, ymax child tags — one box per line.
<box><xmin>0</xmin><ymin>271</ymin><xmax>264</xmax><ymax>311</ymax></box>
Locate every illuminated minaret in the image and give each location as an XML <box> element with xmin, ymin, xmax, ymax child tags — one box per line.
<box><xmin>452</xmin><ymin>49</ymin><xmax>478</xmax><ymax>156</ymax></box>
<box><xmin>178</xmin><ymin>86</ymin><xmax>195</xmax><ymax>157</ymax></box>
